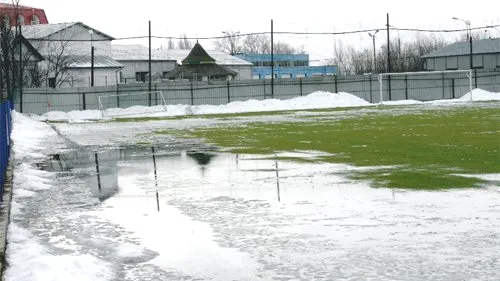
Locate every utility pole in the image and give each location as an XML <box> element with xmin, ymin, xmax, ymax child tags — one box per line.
<box><xmin>19</xmin><ymin>25</ymin><xmax>23</xmax><ymax>112</ymax></box>
<box><xmin>386</xmin><ymin>13</ymin><xmax>391</xmax><ymax>73</ymax></box>
<box><xmin>271</xmin><ymin>19</ymin><xmax>274</xmax><ymax>98</ymax></box>
<box><xmin>90</xmin><ymin>46</ymin><xmax>94</xmax><ymax>86</ymax></box>
<box><xmin>148</xmin><ymin>20</ymin><xmax>152</xmax><ymax>106</ymax></box>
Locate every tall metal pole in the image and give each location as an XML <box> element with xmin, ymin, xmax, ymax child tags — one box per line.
<box><xmin>368</xmin><ymin>30</ymin><xmax>379</xmax><ymax>73</ymax></box>
<box><xmin>90</xmin><ymin>46</ymin><xmax>94</xmax><ymax>86</ymax></box>
<box><xmin>386</xmin><ymin>13</ymin><xmax>391</xmax><ymax>73</ymax></box>
<box><xmin>372</xmin><ymin>36</ymin><xmax>376</xmax><ymax>72</ymax></box>
<box><xmin>89</xmin><ymin>30</ymin><xmax>94</xmax><ymax>87</ymax></box>
<box><xmin>148</xmin><ymin>20</ymin><xmax>152</xmax><ymax>106</ymax></box>
<box><xmin>386</xmin><ymin>13</ymin><xmax>392</xmax><ymax>101</ymax></box>
<box><xmin>19</xmin><ymin>25</ymin><xmax>23</xmax><ymax>113</ymax></box>
<box><xmin>469</xmin><ymin>30</ymin><xmax>473</xmax><ymax>70</ymax></box>
<box><xmin>271</xmin><ymin>19</ymin><xmax>274</xmax><ymax>98</ymax></box>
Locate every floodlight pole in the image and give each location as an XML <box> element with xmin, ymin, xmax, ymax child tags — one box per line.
<box><xmin>368</xmin><ymin>30</ymin><xmax>379</xmax><ymax>72</ymax></box>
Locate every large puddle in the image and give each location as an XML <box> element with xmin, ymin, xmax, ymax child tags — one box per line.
<box><xmin>20</xmin><ymin>142</ymin><xmax>499</xmax><ymax>280</ymax></box>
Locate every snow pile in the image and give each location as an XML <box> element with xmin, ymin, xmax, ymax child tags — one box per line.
<box><xmin>38</xmin><ymin>89</ymin><xmax>500</xmax><ymax>122</ymax></box>
<box><xmin>6</xmin><ymin>112</ymin><xmax>116</xmax><ymax>281</ymax></box>
<box><xmin>11</xmin><ymin>112</ymin><xmax>58</xmax><ymax>159</ymax></box>
<box><xmin>41</xmin><ymin>91</ymin><xmax>372</xmax><ymax>122</ymax></box>
<box><xmin>5</xmin><ymin>223</ymin><xmax>114</xmax><ymax>281</ymax></box>
<box><xmin>459</xmin><ymin>88</ymin><xmax>500</xmax><ymax>101</ymax></box>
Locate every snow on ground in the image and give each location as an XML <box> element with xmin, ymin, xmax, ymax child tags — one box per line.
<box><xmin>5</xmin><ymin>89</ymin><xmax>500</xmax><ymax>281</ymax></box>
<box><xmin>39</xmin><ymin>89</ymin><xmax>500</xmax><ymax>122</ymax></box>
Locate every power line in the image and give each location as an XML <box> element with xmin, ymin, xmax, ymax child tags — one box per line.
<box><xmin>22</xmin><ymin>24</ymin><xmax>500</xmax><ymax>42</ymax></box>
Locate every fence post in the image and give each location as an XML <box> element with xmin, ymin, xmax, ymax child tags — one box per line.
<box><xmin>154</xmin><ymin>83</ymin><xmax>158</xmax><ymax>106</ymax></box>
<box><xmin>82</xmin><ymin>93</ymin><xmax>87</xmax><ymax>110</ymax></box>
<box><xmin>190</xmin><ymin>82</ymin><xmax>194</xmax><ymax>105</ymax></box>
<box><xmin>405</xmin><ymin>74</ymin><xmax>408</xmax><ymax>100</ymax></box>
<box><xmin>263</xmin><ymin>79</ymin><xmax>266</xmax><ymax>98</ymax></box>
<box><xmin>369</xmin><ymin>75</ymin><xmax>373</xmax><ymax>103</ymax></box>
<box><xmin>299</xmin><ymin>78</ymin><xmax>303</xmax><ymax>96</ymax></box>
<box><xmin>452</xmin><ymin>79</ymin><xmax>455</xmax><ymax>99</ymax></box>
<box><xmin>116</xmin><ymin>84</ymin><xmax>120</xmax><ymax>108</ymax></box>
<box><xmin>441</xmin><ymin>72</ymin><xmax>445</xmax><ymax>99</ymax></box>
<box><xmin>20</xmin><ymin>89</ymin><xmax>23</xmax><ymax>113</ymax></box>
<box><xmin>388</xmin><ymin>75</ymin><xmax>392</xmax><ymax>101</ymax></box>
<box><xmin>227</xmin><ymin>80</ymin><xmax>231</xmax><ymax>103</ymax></box>
<box><xmin>334</xmin><ymin>75</ymin><xmax>338</xmax><ymax>93</ymax></box>
<box><xmin>474</xmin><ymin>69</ymin><xmax>478</xmax><ymax>89</ymax></box>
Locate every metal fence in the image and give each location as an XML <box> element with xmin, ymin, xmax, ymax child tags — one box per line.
<box><xmin>14</xmin><ymin>69</ymin><xmax>500</xmax><ymax>115</ymax></box>
<box><xmin>0</xmin><ymin>101</ymin><xmax>12</xmax><ymax>202</ymax></box>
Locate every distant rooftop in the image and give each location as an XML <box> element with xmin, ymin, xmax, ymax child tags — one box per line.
<box><xmin>67</xmin><ymin>55</ymin><xmax>123</xmax><ymax>69</ymax></box>
<box><xmin>423</xmin><ymin>38</ymin><xmax>500</xmax><ymax>58</ymax></box>
<box><xmin>21</xmin><ymin>22</ymin><xmax>114</xmax><ymax>40</ymax></box>
<box><xmin>112</xmin><ymin>44</ymin><xmax>252</xmax><ymax>66</ymax></box>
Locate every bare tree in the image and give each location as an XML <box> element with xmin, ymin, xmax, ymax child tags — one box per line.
<box><xmin>167</xmin><ymin>38</ymin><xmax>175</xmax><ymax>49</ymax></box>
<box><xmin>28</xmin><ymin>30</ymin><xmax>78</xmax><ymax>87</ymax></box>
<box><xmin>325</xmin><ymin>33</ymin><xmax>451</xmax><ymax>75</ymax></box>
<box><xmin>214</xmin><ymin>30</ymin><xmax>243</xmax><ymax>54</ymax></box>
<box><xmin>177</xmin><ymin>34</ymin><xmax>193</xmax><ymax>50</ymax></box>
<box><xmin>213</xmin><ymin>32</ymin><xmax>304</xmax><ymax>54</ymax></box>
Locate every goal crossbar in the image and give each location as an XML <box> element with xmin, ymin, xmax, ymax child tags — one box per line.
<box><xmin>378</xmin><ymin>70</ymin><xmax>473</xmax><ymax>103</ymax></box>
<box><xmin>98</xmin><ymin>91</ymin><xmax>168</xmax><ymax>117</ymax></box>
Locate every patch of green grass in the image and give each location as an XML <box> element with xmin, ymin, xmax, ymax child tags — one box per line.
<box><xmin>161</xmin><ymin>104</ymin><xmax>499</xmax><ymax>189</ymax></box>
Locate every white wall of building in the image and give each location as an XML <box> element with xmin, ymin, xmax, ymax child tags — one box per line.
<box><xmin>66</xmin><ymin>68</ymin><xmax>120</xmax><ymax>87</ymax></box>
<box><xmin>118</xmin><ymin>60</ymin><xmax>177</xmax><ymax>82</ymax></box>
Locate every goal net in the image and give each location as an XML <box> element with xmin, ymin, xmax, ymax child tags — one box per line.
<box><xmin>378</xmin><ymin>70</ymin><xmax>473</xmax><ymax>104</ymax></box>
<box><xmin>98</xmin><ymin>91</ymin><xmax>168</xmax><ymax>117</ymax></box>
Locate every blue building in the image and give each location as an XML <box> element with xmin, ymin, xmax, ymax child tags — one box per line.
<box><xmin>234</xmin><ymin>53</ymin><xmax>337</xmax><ymax>79</ymax></box>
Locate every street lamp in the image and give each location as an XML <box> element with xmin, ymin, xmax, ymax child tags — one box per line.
<box><xmin>453</xmin><ymin>17</ymin><xmax>472</xmax><ymax>70</ymax></box>
<box><xmin>368</xmin><ymin>30</ymin><xmax>379</xmax><ymax>73</ymax></box>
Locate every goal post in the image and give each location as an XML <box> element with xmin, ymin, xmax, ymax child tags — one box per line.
<box><xmin>378</xmin><ymin>70</ymin><xmax>473</xmax><ymax>104</ymax></box>
<box><xmin>98</xmin><ymin>91</ymin><xmax>168</xmax><ymax>117</ymax></box>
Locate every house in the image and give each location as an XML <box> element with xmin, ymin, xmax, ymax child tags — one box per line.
<box><xmin>20</xmin><ymin>22</ymin><xmax>122</xmax><ymax>87</ymax></box>
<box><xmin>422</xmin><ymin>38</ymin><xmax>500</xmax><ymax>71</ymax></box>
<box><xmin>112</xmin><ymin>44</ymin><xmax>178</xmax><ymax>83</ymax></box>
<box><xmin>234</xmin><ymin>53</ymin><xmax>337</xmax><ymax>79</ymax></box>
<box><xmin>166</xmin><ymin>42</ymin><xmax>249</xmax><ymax>81</ymax></box>
<box><xmin>0</xmin><ymin>3</ymin><xmax>48</xmax><ymax>26</ymax></box>
<box><xmin>112</xmin><ymin>43</ymin><xmax>252</xmax><ymax>83</ymax></box>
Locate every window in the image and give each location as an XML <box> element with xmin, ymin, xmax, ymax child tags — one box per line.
<box><xmin>294</xmin><ymin>61</ymin><xmax>307</xmax><ymax>67</ymax></box>
<box><xmin>445</xmin><ymin>56</ymin><xmax>458</xmax><ymax>70</ymax></box>
<box><xmin>135</xmin><ymin>72</ymin><xmax>148</xmax><ymax>82</ymax></box>
<box><xmin>31</xmin><ymin>15</ymin><xmax>40</xmax><ymax>25</ymax></box>
<box><xmin>17</xmin><ymin>15</ymin><xmax>24</xmax><ymax>25</ymax></box>
<box><xmin>472</xmin><ymin>54</ymin><xmax>483</xmax><ymax>68</ymax></box>
<box><xmin>426</xmin><ymin>58</ymin><xmax>435</xmax><ymax>70</ymax></box>
<box><xmin>497</xmin><ymin>54</ymin><xmax>500</xmax><ymax>67</ymax></box>
<box><xmin>2</xmin><ymin>15</ymin><xmax>10</xmax><ymax>28</ymax></box>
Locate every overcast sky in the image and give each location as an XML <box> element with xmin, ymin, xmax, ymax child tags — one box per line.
<box><xmin>20</xmin><ymin>0</ymin><xmax>500</xmax><ymax>62</ymax></box>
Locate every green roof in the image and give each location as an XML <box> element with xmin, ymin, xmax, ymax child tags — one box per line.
<box><xmin>181</xmin><ymin>42</ymin><xmax>216</xmax><ymax>65</ymax></box>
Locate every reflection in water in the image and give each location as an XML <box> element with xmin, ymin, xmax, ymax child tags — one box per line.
<box><xmin>187</xmin><ymin>151</ymin><xmax>217</xmax><ymax>176</ymax></box>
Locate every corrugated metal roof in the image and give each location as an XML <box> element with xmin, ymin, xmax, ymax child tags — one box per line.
<box><xmin>21</xmin><ymin>22</ymin><xmax>114</xmax><ymax>40</ymax></box>
<box><xmin>423</xmin><ymin>38</ymin><xmax>500</xmax><ymax>58</ymax></box>
<box><xmin>66</xmin><ymin>55</ymin><xmax>123</xmax><ymax>68</ymax></box>
<box><xmin>112</xmin><ymin>44</ymin><xmax>178</xmax><ymax>61</ymax></box>
<box><xmin>112</xmin><ymin>44</ymin><xmax>252</xmax><ymax>66</ymax></box>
